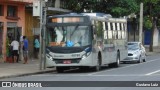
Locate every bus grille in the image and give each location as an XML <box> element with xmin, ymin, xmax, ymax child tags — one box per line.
<box><xmin>54</xmin><ymin>58</ymin><xmax>81</xmax><ymax>64</ymax></box>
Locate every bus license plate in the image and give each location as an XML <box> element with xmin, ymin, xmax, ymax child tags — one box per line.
<box><xmin>63</xmin><ymin>60</ymin><xmax>71</xmax><ymax>64</ymax></box>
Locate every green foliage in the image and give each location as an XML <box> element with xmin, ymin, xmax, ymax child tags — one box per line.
<box><xmin>65</xmin><ymin>0</ymin><xmax>160</xmax><ymax>26</ymax></box>
<box><xmin>64</xmin><ymin>0</ymin><xmax>140</xmax><ymax>17</ymax></box>
<box><xmin>144</xmin><ymin>16</ymin><xmax>153</xmax><ymax>29</ymax></box>
<box><xmin>110</xmin><ymin>0</ymin><xmax>139</xmax><ymax>17</ymax></box>
<box><xmin>65</xmin><ymin>0</ymin><xmax>83</xmax><ymax>12</ymax></box>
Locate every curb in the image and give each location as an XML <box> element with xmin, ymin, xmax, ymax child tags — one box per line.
<box><xmin>0</xmin><ymin>70</ymin><xmax>56</xmax><ymax>80</ymax></box>
<box><xmin>146</xmin><ymin>52</ymin><xmax>160</xmax><ymax>56</ymax></box>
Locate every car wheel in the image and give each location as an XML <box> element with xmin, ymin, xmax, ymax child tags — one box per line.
<box><xmin>143</xmin><ymin>56</ymin><xmax>146</xmax><ymax>62</ymax></box>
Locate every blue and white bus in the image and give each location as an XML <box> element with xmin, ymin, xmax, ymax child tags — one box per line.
<box><xmin>45</xmin><ymin>13</ymin><xmax>128</xmax><ymax>73</ymax></box>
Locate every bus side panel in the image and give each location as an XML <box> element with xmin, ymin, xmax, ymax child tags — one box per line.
<box><xmin>114</xmin><ymin>39</ymin><xmax>128</xmax><ymax>61</ymax></box>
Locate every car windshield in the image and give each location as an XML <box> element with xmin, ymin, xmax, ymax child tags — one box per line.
<box><xmin>47</xmin><ymin>25</ymin><xmax>91</xmax><ymax>47</ymax></box>
<box><xmin>128</xmin><ymin>43</ymin><xmax>140</xmax><ymax>50</ymax></box>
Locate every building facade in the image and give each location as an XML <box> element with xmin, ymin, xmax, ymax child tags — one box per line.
<box><xmin>0</xmin><ymin>0</ymin><xmax>33</xmax><ymax>62</ymax></box>
<box><xmin>0</xmin><ymin>0</ymin><xmax>70</xmax><ymax>62</ymax></box>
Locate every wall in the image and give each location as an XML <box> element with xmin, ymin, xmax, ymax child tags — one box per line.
<box><xmin>25</xmin><ymin>9</ymin><xmax>40</xmax><ymax>58</ymax></box>
<box><xmin>153</xmin><ymin>28</ymin><xmax>159</xmax><ymax>46</ymax></box>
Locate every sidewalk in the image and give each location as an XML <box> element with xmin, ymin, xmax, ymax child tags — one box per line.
<box><xmin>145</xmin><ymin>46</ymin><xmax>160</xmax><ymax>56</ymax></box>
<box><xmin>0</xmin><ymin>59</ymin><xmax>55</xmax><ymax>79</ymax></box>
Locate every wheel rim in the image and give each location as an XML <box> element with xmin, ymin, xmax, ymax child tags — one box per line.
<box><xmin>96</xmin><ymin>60</ymin><xmax>100</xmax><ymax>71</ymax></box>
<box><xmin>117</xmin><ymin>57</ymin><xmax>120</xmax><ymax>66</ymax></box>
<box><xmin>117</xmin><ymin>53</ymin><xmax>120</xmax><ymax>66</ymax></box>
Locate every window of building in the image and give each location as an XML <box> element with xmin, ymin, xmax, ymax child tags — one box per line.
<box><xmin>0</xmin><ymin>5</ymin><xmax>3</xmax><ymax>16</ymax></box>
<box><xmin>7</xmin><ymin>5</ymin><xmax>18</xmax><ymax>17</ymax></box>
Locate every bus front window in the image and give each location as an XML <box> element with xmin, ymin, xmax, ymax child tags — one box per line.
<box><xmin>47</xmin><ymin>26</ymin><xmax>91</xmax><ymax>47</ymax></box>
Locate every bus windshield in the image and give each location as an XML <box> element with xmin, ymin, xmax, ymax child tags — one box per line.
<box><xmin>47</xmin><ymin>25</ymin><xmax>91</xmax><ymax>47</ymax></box>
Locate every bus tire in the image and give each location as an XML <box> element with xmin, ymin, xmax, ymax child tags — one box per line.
<box><xmin>56</xmin><ymin>67</ymin><xmax>65</xmax><ymax>73</ymax></box>
<box><xmin>114</xmin><ymin>51</ymin><xmax>120</xmax><ymax>67</ymax></box>
<box><xmin>93</xmin><ymin>53</ymin><xmax>101</xmax><ymax>71</ymax></box>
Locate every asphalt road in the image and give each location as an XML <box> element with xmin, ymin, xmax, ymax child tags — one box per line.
<box><xmin>1</xmin><ymin>53</ymin><xmax>160</xmax><ymax>90</ymax></box>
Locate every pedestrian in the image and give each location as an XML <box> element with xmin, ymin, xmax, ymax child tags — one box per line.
<box><xmin>23</xmin><ymin>36</ymin><xmax>29</xmax><ymax>64</ymax></box>
<box><xmin>11</xmin><ymin>38</ymin><xmax>19</xmax><ymax>63</ymax></box>
<box><xmin>34</xmin><ymin>36</ymin><xmax>40</xmax><ymax>59</ymax></box>
<box><xmin>19</xmin><ymin>35</ymin><xmax>23</xmax><ymax>61</ymax></box>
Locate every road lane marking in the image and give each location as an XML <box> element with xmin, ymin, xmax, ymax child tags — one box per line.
<box><xmin>88</xmin><ymin>58</ymin><xmax>160</xmax><ymax>75</ymax></box>
<box><xmin>32</xmin><ymin>74</ymin><xmax>160</xmax><ymax>77</ymax></box>
<box><xmin>145</xmin><ymin>69</ymin><xmax>160</xmax><ymax>76</ymax></box>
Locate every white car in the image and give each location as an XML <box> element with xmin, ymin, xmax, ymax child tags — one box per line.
<box><xmin>121</xmin><ymin>42</ymin><xmax>146</xmax><ymax>63</ymax></box>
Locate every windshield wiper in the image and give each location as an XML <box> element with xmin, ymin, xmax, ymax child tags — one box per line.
<box><xmin>71</xmin><ymin>24</ymin><xmax>79</xmax><ymax>36</ymax></box>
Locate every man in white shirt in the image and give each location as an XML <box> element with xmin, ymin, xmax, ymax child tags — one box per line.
<box><xmin>11</xmin><ymin>38</ymin><xmax>19</xmax><ymax>63</ymax></box>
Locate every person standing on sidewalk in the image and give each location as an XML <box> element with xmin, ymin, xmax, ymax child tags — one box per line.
<box><xmin>19</xmin><ymin>35</ymin><xmax>23</xmax><ymax>61</ymax></box>
<box><xmin>11</xmin><ymin>38</ymin><xmax>19</xmax><ymax>63</ymax></box>
<box><xmin>34</xmin><ymin>36</ymin><xmax>40</xmax><ymax>59</ymax></box>
<box><xmin>23</xmin><ymin>36</ymin><xmax>29</xmax><ymax>64</ymax></box>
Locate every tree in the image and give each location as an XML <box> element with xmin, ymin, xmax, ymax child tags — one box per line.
<box><xmin>108</xmin><ymin>0</ymin><xmax>139</xmax><ymax>17</ymax></box>
<box><xmin>137</xmin><ymin>0</ymin><xmax>160</xmax><ymax>52</ymax></box>
<box><xmin>65</xmin><ymin>0</ymin><xmax>139</xmax><ymax>17</ymax></box>
<box><xmin>64</xmin><ymin>0</ymin><xmax>160</xmax><ymax>52</ymax></box>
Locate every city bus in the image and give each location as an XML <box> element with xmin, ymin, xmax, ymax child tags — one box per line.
<box><xmin>45</xmin><ymin>13</ymin><xmax>128</xmax><ymax>73</ymax></box>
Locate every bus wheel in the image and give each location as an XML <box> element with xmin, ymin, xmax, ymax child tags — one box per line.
<box><xmin>56</xmin><ymin>67</ymin><xmax>65</xmax><ymax>73</ymax></box>
<box><xmin>115</xmin><ymin>53</ymin><xmax>120</xmax><ymax>67</ymax></box>
<box><xmin>109</xmin><ymin>52</ymin><xmax>120</xmax><ymax>68</ymax></box>
<box><xmin>93</xmin><ymin>54</ymin><xmax>101</xmax><ymax>71</ymax></box>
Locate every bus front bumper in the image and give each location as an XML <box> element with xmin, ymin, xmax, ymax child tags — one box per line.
<box><xmin>46</xmin><ymin>54</ymin><xmax>94</xmax><ymax>67</ymax></box>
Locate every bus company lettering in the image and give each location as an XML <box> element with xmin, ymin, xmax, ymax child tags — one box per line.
<box><xmin>71</xmin><ymin>54</ymin><xmax>80</xmax><ymax>57</ymax></box>
<box><xmin>54</xmin><ymin>55</ymin><xmax>64</xmax><ymax>57</ymax></box>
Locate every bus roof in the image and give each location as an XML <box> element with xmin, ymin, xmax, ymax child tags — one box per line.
<box><xmin>48</xmin><ymin>13</ymin><xmax>111</xmax><ymax>18</ymax></box>
<box><xmin>48</xmin><ymin>13</ymin><xmax>127</xmax><ymax>23</ymax></box>
<box><xmin>48</xmin><ymin>13</ymin><xmax>84</xmax><ymax>18</ymax></box>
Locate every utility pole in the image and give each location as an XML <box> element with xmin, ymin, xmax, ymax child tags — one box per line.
<box><xmin>39</xmin><ymin>0</ymin><xmax>48</xmax><ymax>70</ymax></box>
<box><xmin>139</xmin><ymin>3</ymin><xmax>143</xmax><ymax>44</ymax></box>
<box><xmin>43</xmin><ymin>1</ymin><xmax>47</xmax><ymax>69</ymax></box>
<box><xmin>33</xmin><ymin>0</ymin><xmax>47</xmax><ymax>70</ymax></box>
<box><xmin>39</xmin><ymin>0</ymin><xmax>43</xmax><ymax>70</ymax></box>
